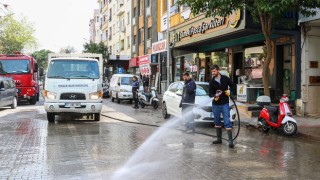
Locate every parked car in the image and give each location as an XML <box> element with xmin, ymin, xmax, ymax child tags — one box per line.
<box><xmin>0</xmin><ymin>76</ymin><xmax>17</xmax><ymax>109</ymax></box>
<box><xmin>162</xmin><ymin>81</ymin><xmax>236</xmax><ymax>123</ymax></box>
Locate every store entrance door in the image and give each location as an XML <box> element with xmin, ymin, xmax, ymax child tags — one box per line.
<box><xmin>276</xmin><ymin>44</ymin><xmax>292</xmax><ymax>100</ymax></box>
<box><xmin>232</xmin><ymin>52</ymin><xmax>244</xmax><ymax>95</ymax></box>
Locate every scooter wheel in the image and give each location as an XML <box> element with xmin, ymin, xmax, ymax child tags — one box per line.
<box><xmin>281</xmin><ymin>121</ymin><xmax>297</xmax><ymax>136</ymax></box>
<box><xmin>259</xmin><ymin>118</ymin><xmax>270</xmax><ymax>133</ymax></box>
<box><xmin>140</xmin><ymin>102</ymin><xmax>145</xmax><ymax>108</ymax></box>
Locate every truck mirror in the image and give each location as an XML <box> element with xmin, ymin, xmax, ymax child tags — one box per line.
<box><xmin>34</xmin><ymin>63</ymin><xmax>38</xmax><ymax>72</ymax></box>
<box><xmin>39</xmin><ymin>67</ymin><xmax>44</xmax><ymax>77</ymax></box>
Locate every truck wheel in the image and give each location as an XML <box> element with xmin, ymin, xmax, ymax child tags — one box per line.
<box><xmin>29</xmin><ymin>96</ymin><xmax>37</xmax><ymax>105</ymax></box>
<box><xmin>47</xmin><ymin>113</ymin><xmax>55</xmax><ymax>122</ymax></box>
<box><xmin>11</xmin><ymin>97</ymin><xmax>17</xmax><ymax>109</ymax></box>
<box><xmin>94</xmin><ymin>113</ymin><xmax>100</xmax><ymax>121</ymax></box>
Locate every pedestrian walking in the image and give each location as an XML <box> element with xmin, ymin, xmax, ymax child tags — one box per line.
<box><xmin>132</xmin><ymin>76</ymin><xmax>139</xmax><ymax>109</ymax></box>
<box><xmin>209</xmin><ymin>64</ymin><xmax>235</xmax><ymax>148</ymax></box>
<box><xmin>142</xmin><ymin>75</ymin><xmax>149</xmax><ymax>92</ymax></box>
<box><xmin>179</xmin><ymin>72</ymin><xmax>196</xmax><ymax>133</ymax></box>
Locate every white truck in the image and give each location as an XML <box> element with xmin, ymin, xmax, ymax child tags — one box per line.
<box><xmin>43</xmin><ymin>53</ymin><xmax>104</xmax><ymax>122</ymax></box>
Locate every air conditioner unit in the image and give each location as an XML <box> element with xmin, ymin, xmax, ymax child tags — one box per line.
<box><xmin>146</xmin><ymin>7</ymin><xmax>151</xmax><ymax>17</ymax></box>
<box><xmin>119</xmin><ymin>0</ymin><xmax>124</xmax><ymax>5</ymax></box>
<box><xmin>120</xmin><ymin>26</ymin><xmax>126</xmax><ymax>33</ymax></box>
<box><xmin>146</xmin><ymin>39</ymin><xmax>151</xmax><ymax>48</ymax></box>
<box><xmin>132</xmin><ymin>18</ymin><xmax>136</xmax><ymax>26</ymax></box>
<box><xmin>132</xmin><ymin>45</ymin><xmax>136</xmax><ymax>53</ymax></box>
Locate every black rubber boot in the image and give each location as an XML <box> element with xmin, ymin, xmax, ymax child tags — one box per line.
<box><xmin>212</xmin><ymin>128</ymin><xmax>222</xmax><ymax>144</ymax></box>
<box><xmin>227</xmin><ymin>130</ymin><xmax>234</xmax><ymax>148</ymax></box>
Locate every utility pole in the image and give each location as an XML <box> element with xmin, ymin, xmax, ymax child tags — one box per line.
<box><xmin>166</xmin><ymin>0</ymin><xmax>170</xmax><ymax>88</ymax></box>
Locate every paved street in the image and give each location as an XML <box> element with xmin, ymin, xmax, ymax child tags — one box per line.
<box><xmin>0</xmin><ymin>97</ymin><xmax>319</xmax><ymax>179</ymax></box>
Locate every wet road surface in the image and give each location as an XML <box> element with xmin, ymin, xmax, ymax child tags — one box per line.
<box><xmin>0</xmin><ymin>99</ymin><xmax>319</xmax><ymax>179</ymax></box>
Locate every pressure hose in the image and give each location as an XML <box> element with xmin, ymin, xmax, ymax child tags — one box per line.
<box><xmin>101</xmin><ymin>95</ymin><xmax>240</xmax><ymax>141</ymax></box>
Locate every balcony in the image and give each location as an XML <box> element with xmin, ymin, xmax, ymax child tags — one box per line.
<box><xmin>117</xmin><ymin>5</ymin><xmax>125</xmax><ymax>16</ymax></box>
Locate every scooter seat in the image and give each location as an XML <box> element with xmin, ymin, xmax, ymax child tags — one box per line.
<box><xmin>143</xmin><ymin>93</ymin><xmax>152</xmax><ymax>98</ymax></box>
<box><xmin>265</xmin><ymin>106</ymin><xmax>278</xmax><ymax>113</ymax></box>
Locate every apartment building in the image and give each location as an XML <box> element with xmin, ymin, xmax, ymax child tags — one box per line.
<box><xmin>130</xmin><ymin>0</ymin><xmax>158</xmax><ymax>87</ymax></box>
<box><xmin>89</xmin><ymin>9</ymin><xmax>101</xmax><ymax>43</ymax></box>
<box><xmin>98</xmin><ymin>0</ymin><xmax>132</xmax><ymax>76</ymax></box>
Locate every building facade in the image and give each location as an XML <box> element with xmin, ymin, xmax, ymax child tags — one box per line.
<box><xmin>298</xmin><ymin>10</ymin><xmax>320</xmax><ymax>116</ymax></box>
<box><xmin>89</xmin><ymin>9</ymin><xmax>101</xmax><ymax>43</ymax></box>
<box><xmin>157</xmin><ymin>1</ymin><xmax>301</xmax><ymax>104</ymax></box>
<box><xmin>131</xmin><ymin>0</ymin><xmax>159</xmax><ymax>89</ymax></box>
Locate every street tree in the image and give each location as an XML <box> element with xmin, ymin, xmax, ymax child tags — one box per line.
<box><xmin>60</xmin><ymin>46</ymin><xmax>75</xmax><ymax>54</ymax></box>
<box><xmin>83</xmin><ymin>41</ymin><xmax>109</xmax><ymax>61</ymax></box>
<box><xmin>32</xmin><ymin>49</ymin><xmax>53</xmax><ymax>69</ymax></box>
<box><xmin>0</xmin><ymin>15</ymin><xmax>37</xmax><ymax>54</ymax></box>
<box><xmin>178</xmin><ymin>0</ymin><xmax>320</xmax><ymax>96</ymax></box>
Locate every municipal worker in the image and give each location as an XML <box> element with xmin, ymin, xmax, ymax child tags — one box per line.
<box><xmin>180</xmin><ymin>72</ymin><xmax>196</xmax><ymax>133</ymax></box>
<box><xmin>209</xmin><ymin>64</ymin><xmax>235</xmax><ymax>148</ymax></box>
<box><xmin>132</xmin><ymin>76</ymin><xmax>139</xmax><ymax>109</ymax></box>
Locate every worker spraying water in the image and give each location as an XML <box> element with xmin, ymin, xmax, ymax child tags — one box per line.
<box><xmin>209</xmin><ymin>64</ymin><xmax>235</xmax><ymax>148</ymax></box>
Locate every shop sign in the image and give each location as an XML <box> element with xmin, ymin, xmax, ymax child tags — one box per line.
<box><xmin>152</xmin><ymin>40</ymin><xmax>167</xmax><ymax>54</ymax></box>
<box><xmin>173</xmin><ymin>18</ymin><xmax>226</xmax><ymax>42</ymax></box>
<box><xmin>161</xmin><ymin>14</ymin><xmax>168</xmax><ymax>32</ymax></box>
<box><xmin>139</xmin><ymin>55</ymin><xmax>151</xmax><ymax>75</ymax></box>
<box><xmin>129</xmin><ymin>58</ymin><xmax>139</xmax><ymax>68</ymax></box>
<box><xmin>237</xmin><ymin>84</ymin><xmax>247</xmax><ymax>102</ymax></box>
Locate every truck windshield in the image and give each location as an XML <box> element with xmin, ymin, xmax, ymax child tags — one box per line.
<box><xmin>0</xmin><ymin>60</ymin><xmax>30</xmax><ymax>74</ymax></box>
<box><xmin>47</xmin><ymin>60</ymin><xmax>99</xmax><ymax>79</ymax></box>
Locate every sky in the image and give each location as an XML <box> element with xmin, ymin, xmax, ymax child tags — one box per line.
<box><xmin>2</xmin><ymin>0</ymin><xmax>98</xmax><ymax>53</ymax></box>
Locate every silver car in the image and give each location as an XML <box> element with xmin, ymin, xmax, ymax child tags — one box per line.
<box><xmin>0</xmin><ymin>77</ymin><xmax>17</xmax><ymax>109</ymax></box>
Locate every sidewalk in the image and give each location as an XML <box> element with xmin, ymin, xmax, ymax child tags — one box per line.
<box><xmin>102</xmin><ymin>98</ymin><xmax>320</xmax><ymax>141</ymax></box>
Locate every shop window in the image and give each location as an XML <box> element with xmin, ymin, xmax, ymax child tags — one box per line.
<box><xmin>211</xmin><ymin>51</ymin><xmax>229</xmax><ymax>77</ymax></box>
<box><xmin>244</xmin><ymin>46</ymin><xmax>265</xmax><ymax>82</ymax></box>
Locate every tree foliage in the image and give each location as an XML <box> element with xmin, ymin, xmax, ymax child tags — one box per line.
<box><xmin>0</xmin><ymin>15</ymin><xmax>37</xmax><ymax>54</ymax></box>
<box><xmin>59</xmin><ymin>46</ymin><xmax>76</xmax><ymax>54</ymax></box>
<box><xmin>178</xmin><ymin>0</ymin><xmax>320</xmax><ymax>96</ymax></box>
<box><xmin>32</xmin><ymin>49</ymin><xmax>53</xmax><ymax>69</ymax></box>
<box><xmin>83</xmin><ymin>41</ymin><xmax>109</xmax><ymax>61</ymax></box>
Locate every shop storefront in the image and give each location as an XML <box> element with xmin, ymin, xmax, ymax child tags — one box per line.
<box><xmin>298</xmin><ymin>10</ymin><xmax>320</xmax><ymax>115</ymax></box>
<box><xmin>152</xmin><ymin>40</ymin><xmax>167</xmax><ymax>94</ymax></box>
<box><xmin>106</xmin><ymin>55</ymin><xmax>131</xmax><ymax>78</ymax></box>
<box><xmin>129</xmin><ymin>57</ymin><xmax>139</xmax><ymax>76</ymax></box>
<box><xmin>138</xmin><ymin>54</ymin><xmax>160</xmax><ymax>90</ymax></box>
<box><xmin>170</xmin><ymin>9</ymin><xmax>301</xmax><ymax>103</ymax></box>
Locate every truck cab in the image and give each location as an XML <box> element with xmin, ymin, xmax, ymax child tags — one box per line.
<box><xmin>43</xmin><ymin>53</ymin><xmax>103</xmax><ymax>122</ymax></box>
<box><xmin>0</xmin><ymin>53</ymin><xmax>39</xmax><ymax>104</ymax></box>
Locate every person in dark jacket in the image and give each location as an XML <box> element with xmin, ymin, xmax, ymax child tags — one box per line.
<box><xmin>180</xmin><ymin>72</ymin><xmax>197</xmax><ymax>133</ymax></box>
<box><xmin>209</xmin><ymin>64</ymin><xmax>235</xmax><ymax>148</ymax></box>
<box><xmin>142</xmin><ymin>75</ymin><xmax>149</xmax><ymax>92</ymax></box>
<box><xmin>132</xmin><ymin>76</ymin><xmax>139</xmax><ymax>109</ymax></box>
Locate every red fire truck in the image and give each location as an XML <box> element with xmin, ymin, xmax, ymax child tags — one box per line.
<box><xmin>0</xmin><ymin>53</ymin><xmax>39</xmax><ymax>104</ymax></box>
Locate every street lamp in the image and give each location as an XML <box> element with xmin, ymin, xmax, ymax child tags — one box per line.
<box><xmin>166</xmin><ymin>0</ymin><xmax>170</xmax><ymax>88</ymax></box>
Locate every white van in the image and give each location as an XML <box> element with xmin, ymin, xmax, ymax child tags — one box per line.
<box><xmin>109</xmin><ymin>74</ymin><xmax>142</xmax><ymax>103</ymax></box>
